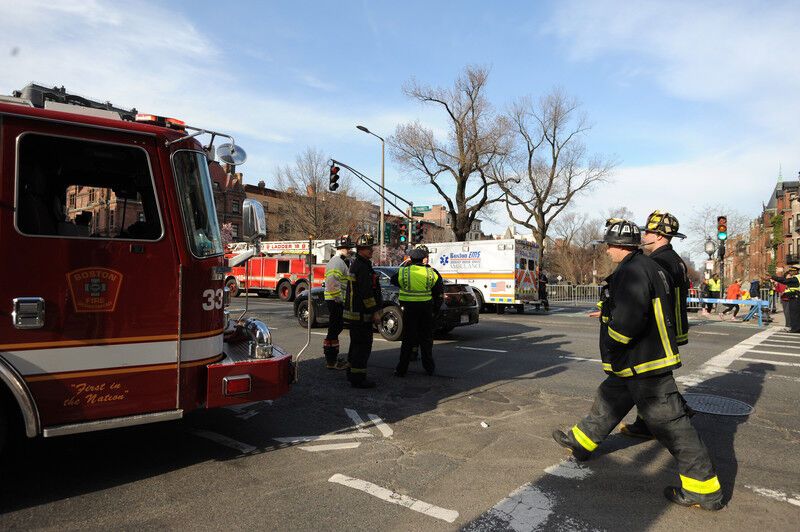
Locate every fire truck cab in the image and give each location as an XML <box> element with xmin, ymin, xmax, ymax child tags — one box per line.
<box><xmin>0</xmin><ymin>84</ymin><xmax>293</xmax><ymax>453</ymax></box>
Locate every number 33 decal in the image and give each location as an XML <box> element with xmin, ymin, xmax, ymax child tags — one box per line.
<box><xmin>202</xmin><ymin>288</ymin><xmax>224</xmax><ymax>310</ymax></box>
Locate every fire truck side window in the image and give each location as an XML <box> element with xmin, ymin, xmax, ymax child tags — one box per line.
<box><xmin>16</xmin><ymin>134</ymin><xmax>162</xmax><ymax>240</ymax></box>
<box><xmin>277</xmin><ymin>260</ymin><xmax>290</xmax><ymax>274</ymax></box>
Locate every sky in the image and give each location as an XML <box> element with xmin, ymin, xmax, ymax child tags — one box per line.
<box><xmin>2</xmin><ymin>0</ymin><xmax>798</xmax><ymax>261</ymax></box>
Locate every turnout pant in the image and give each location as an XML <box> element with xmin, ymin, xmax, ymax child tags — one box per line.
<box><xmin>397</xmin><ymin>301</ymin><xmax>435</xmax><ymax>376</ymax></box>
<box><xmin>347</xmin><ymin>321</ymin><xmax>374</xmax><ymax>383</ymax></box>
<box><xmin>323</xmin><ymin>301</ymin><xmax>345</xmax><ymax>364</ymax></box>
<box><xmin>569</xmin><ymin>373</ymin><xmax>722</xmax><ymax>501</ymax></box>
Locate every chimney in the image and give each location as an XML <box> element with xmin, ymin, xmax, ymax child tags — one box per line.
<box><xmin>258</xmin><ymin>180</ymin><xmax>265</xmax><ymax>189</ymax></box>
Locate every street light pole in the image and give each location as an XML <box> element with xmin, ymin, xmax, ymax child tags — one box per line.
<box><xmin>357</xmin><ymin>125</ymin><xmax>385</xmax><ymax>264</ymax></box>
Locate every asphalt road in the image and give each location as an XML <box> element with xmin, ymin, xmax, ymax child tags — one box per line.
<box><xmin>2</xmin><ymin>297</ymin><xmax>799</xmax><ymax>531</ymax></box>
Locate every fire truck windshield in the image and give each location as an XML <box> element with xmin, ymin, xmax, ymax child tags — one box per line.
<box><xmin>172</xmin><ymin>150</ymin><xmax>223</xmax><ymax>257</ymax></box>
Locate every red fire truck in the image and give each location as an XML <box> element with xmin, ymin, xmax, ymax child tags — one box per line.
<box><xmin>0</xmin><ymin>84</ymin><xmax>293</xmax><ymax>453</ymax></box>
<box><xmin>225</xmin><ymin>240</ymin><xmax>335</xmax><ymax>301</ymax></box>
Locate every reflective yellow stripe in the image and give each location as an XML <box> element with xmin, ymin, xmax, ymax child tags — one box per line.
<box><xmin>633</xmin><ymin>354</ymin><xmax>681</xmax><ymax>374</ymax></box>
<box><xmin>343</xmin><ymin>310</ymin><xmax>359</xmax><ymax>320</ymax></box>
<box><xmin>349</xmin><ymin>367</ymin><xmax>367</xmax><ymax>374</ymax></box>
<box><xmin>680</xmin><ymin>474</ymin><xmax>721</xmax><ymax>495</ymax></box>
<box><xmin>653</xmin><ymin>297</ymin><xmax>675</xmax><ymax>358</ymax></box>
<box><xmin>571</xmin><ymin>425</ymin><xmax>598</xmax><ymax>451</ymax></box>
<box><xmin>596</xmin><ymin>300</ymin><xmax>603</xmax><ymax>309</ymax></box>
<box><xmin>602</xmin><ymin>362</ymin><xmax>633</xmax><ymax>377</ymax></box>
<box><xmin>363</xmin><ymin>297</ymin><xmax>376</xmax><ymax>308</ymax></box>
<box><xmin>602</xmin><ymin>316</ymin><xmax>609</xmax><ymax>323</ymax></box>
<box><xmin>677</xmin><ymin>333</ymin><xmax>689</xmax><ymax>343</ymax></box>
<box><xmin>608</xmin><ymin>326</ymin><xmax>631</xmax><ymax>344</ymax></box>
<box><xmin>675</xmin><ymin>287</ymin><xmax>683</xmax><ymax>338</ymax></box>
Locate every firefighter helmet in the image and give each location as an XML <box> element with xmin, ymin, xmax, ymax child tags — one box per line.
<box><xmin>335</xmin><ymin>234</ymin><xmax>353</xmax><ymax>249</ymax></box>
<box><xmin>642</xmin><ymin>210</ymin><xmax>686</xmax><ymax>239</ymax></box>
<box><xmin>599</xmin><ymin>218</ymin><xmax>641</xmax><ymax>248</ymax></box>
<box><xmin>355</xmin><ymin>233</ymin><xmax>375</xmax><ymax>248</ymax></box>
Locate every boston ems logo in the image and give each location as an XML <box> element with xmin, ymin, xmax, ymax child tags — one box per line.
<box><xmin>66</xmin><ymin>267</ymin><xmax>123</xmax><ymax>313</ymax></box>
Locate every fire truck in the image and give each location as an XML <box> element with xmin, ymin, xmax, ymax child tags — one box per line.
<box><xmin>0</xmin><ymin>84</ymin><xmax>293</xmax><ymax>453</ymax></box>
<box><xmin>225</xmin><ymin>240</ymin><xmax>335</xmax><ymax>301</ymax></box>
<box><xmin>426</xmin><ymin>238</ymin><xmax>540</xmax><ymax>313</ymax></box>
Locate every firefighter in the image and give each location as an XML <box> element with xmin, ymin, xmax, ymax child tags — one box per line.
<box><xmin>769</xmin><ymin>267</ymin><xmax>800</xmax><ymax>333</ymax></box>
<box><xmin>343</xmin><ymin>233</ymin><xmax>382</xmax><ymax>388</ymax></box>
<box><xmin>620</xmin><ymin>210</ymin><xmax>690</xmax><ymax>440</ymax></box>
<box><xmin>323</xmin><ymin>235</ymin><xmax>353</xmax><ymax>370</ymax></box>
<box><xmin>391</xmin><ymin>246</ymin><xmax>444</xmax><ymax>376</ymax></box>
<box><xmin>552</xmin><ymin>219</ymin><xmax>724</xmax><ymax>511</ymax></box>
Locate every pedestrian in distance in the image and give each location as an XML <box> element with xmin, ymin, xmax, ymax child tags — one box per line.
<box><xmin>391</xmin><ymin>246</ymin><xmax>443</xmax><ymax>377</ymax></box>
<box><xmin>769</xmin><ymin>268</ymin><xmax>800</xmax><ymax>333</ymax></box>
<box><xmin>538</xmin><ymin>269</ymin><xmax>550</xmax><ymax>311</ymax></box>
<box><xmin>553</xmin><ymin>218</ymin><xmax>724</xmax><ymax>511</ymax></box>
<box><xmin>705</xmin><ymin>273</ymin><xmax>721</xmax><ymax>313</ymax></box>
<box><xmin>322</xmin><ymin>235</ymin><xmax>353</xmax><ymax>370</ymax></box>
<box><xmin>721</xmin><ymin>278</ymin><xmax>742</xmax><ymax>319</ymax></box>
<box><xmin>618</xmin><ymin>210</ymin><xmax>692</xmax><ymax>440</ymax></box>
<box><xmin>343</xmin><ymin>234</ymin><xmax>383</xmax><ymax>388</ymax></box>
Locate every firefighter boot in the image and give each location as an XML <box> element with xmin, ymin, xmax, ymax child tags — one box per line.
<box><xmin>664</xmin><ymin>486</ymin><xmax>724</xmax><ymax>511</ymax></box>
<box><xmin>349</xmin><ymin>370</ymin><xmax>376</xmax><ymax>389</ymax></box>
<box><xmin>552</xmin><ymin>430</ymin><xmax>591</xmax><ymax>462</ymax></box>
<box><xmin>619</xmin><ymin>417</ymin><xmax>654</xmax><ymax>439</ymax></box>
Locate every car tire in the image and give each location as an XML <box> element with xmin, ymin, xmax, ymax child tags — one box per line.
<box><xmin>294</xmin><ymin>281</ymin><xmax>309</xmax><ymax>300</ymax></box>
<box><xmin>296</xmin><ymin>300</ymin><xmax>316</xmax><ymax>327</ymax></box>
<box><xmin>474</xmin><ymin>290</ymin><xmax>486</xmax><ymax>313</ymax></box>
<box><xmin>0</xmin><ymin>401</ymin><xmax>8</xmax><ymax>457</ymax></box>
<box><xmin>437</xmin><ymin>325</ymin><xmax>455</xmax><ymax>335</ymax></box>
<box><xmin>277</xmin><ymin>281</ymin><xmax>293</xmax><ymax>302</ymax></box>
<box><xmin>515</xmin><ymin>304</ymin><xmax>525</xmax><ymax>314</ymax></box>
<box><xmin>379</xmin><ymin>306</ymin><xmax>404</xmax><ymax>341</ymax></box>
<box><xmin>225</xmin><ymin>277</ymin><xmax>239</xmax><ymax>298</ymax></box>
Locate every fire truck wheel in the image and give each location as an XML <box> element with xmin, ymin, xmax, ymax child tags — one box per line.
<box><xmin>277</xmin><ymin>281</ymin><xmax>293</xmax><ymax>302</ymax></box>
<box><xmin>225</xmin><ymin>277</ymin><xmax>239</xmax><ymax>298</ymax></box>
<box><xmin>294</xmin><ymin>281</ymin><xmax>309</xmax><ymax>299</ymax></box>
<box><xmin>378</xmin><ymin>306</ymin><xmax>403</xmax><ymax>341</ymax></box>
<box><xmin>0</xmin><ymin>402</ymin><xmax>7</xmax><ymax>455</ymax></box>
<box><xmin>296</xmin><ymin>300</ymin><xmax>317</xmax><ymax>327</ymax></box>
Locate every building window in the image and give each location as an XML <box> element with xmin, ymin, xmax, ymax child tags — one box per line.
<box><xmin>68</xmin><ymin>193</ymin><xmax>76</xmax><ymax>209</ymax></box>
<box><xmin>231</xmin><ymin>224</ymin><xmax>239</xmax><ymax>238</ymax></box>
<box><xmin>89</xmin><ymin>189</ymin><xmax>96</xmax><ymax>203</ymax></box>
<box><xmin>232</xmin><ymin>200</ymin><xmax>240</xmax><ymax>214</ymax></box>
<box><xmin>109</xmin><ymin>209</ymin><xmax>115</xmax><ymax>230</ymax></box>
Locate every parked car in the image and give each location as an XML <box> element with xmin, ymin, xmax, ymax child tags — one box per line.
<box><xmin>293</xmin><ymin>266</ymin><xmax>480</xmax><ymax>341</ymax></box>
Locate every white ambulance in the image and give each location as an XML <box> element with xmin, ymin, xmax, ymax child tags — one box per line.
<box><xmin>426</xmin><ymin>239</ymin><xmax>540</xmax><ymax>313</ymax></box>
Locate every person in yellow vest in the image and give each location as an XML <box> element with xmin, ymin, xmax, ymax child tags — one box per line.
<box><xmin>323</xmin><ymin>235</ymin><xmax>353</xmax><ymax>370</ymax></box>
<box><xmin>770</xmin><ymin>267</ymin><xmax>800</xmax><ymax>333</ymax></box>
<box><xmin>390</xmin><ymin>247</ymin><xmax>444</xmax><ymax>376</ymax></box>
<box><xmin>705</xmin><ymin>273</ymin><xmax>721</xmax><ymax>313</ymax></box>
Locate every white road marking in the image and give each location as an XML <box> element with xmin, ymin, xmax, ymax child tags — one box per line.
<box><xmin>345</xmin><ymin>408</ymin><xmax>371</xmax><ymax>433</ymax></box>
<box><xmin>695</xmin><ymin>331</ymin><xmax>729</xmax><ymax>336</ymax></box>
<box><xmin>300</xmin><ymin>442</ymin><xmax>361</xmax><ymax>452</ymax></box>
<box><xmin>559</xmin><ymin>355</ymin><xmax>600</xmax><ymax>363</ymax></box>
<box><xmin>456</xmin><ymin>346</ymin><xmax>508</xmax><ymax>353</ymax></box>
<box><xmin>543</xmin><ymin>460</ymin><xmax>593</xmax><ymax>479</ymax></box>
<box><xmin>190</xmin><ymin>430</ymin><xmax>256</xmax><ymax>454</ymax></box>
<box><xmin>310</xmin><ymin>331</ymin><xmax>388</xmax><ymax>342</ymax></box>
<box><xmin>368</xmin><ymin>414</ymin><xmax>394</xmax><ymax>438</ymax></box>
<box><xmin>328</xmin><ymin>474</ymin><xmax>459</xmax><ymax>523</ymax></box>
<box><xmin>469</xmin><ymin>358</ymin><xmax>496</xmax><ymax>372</ymax></box>
<box><xmin>739</xmin><ymin>357</ymin><xmax>800</xmax><ymax>368</ymax></box>
<box><xmin>744</xmin><ymin>485</ymin><xmax>800</xmax><ymax>507</ymax></box>
<box><xmin>676</xmin><ymin>328</ymin><xmax>776</xmax><ymax>386</ymax></box>
<box><xmin>747</xmin><ymin>349</ymin><xmax>800</xmax><ymax>357</ymax></box>
<box><xmin>474</xmin><ymin>482</ymin><xmax>554</xmax><ymax>531</ymax></box>
<box><xmin>273</xmin><ymin>433</ymin><xmax>374</xmax><ymax>443</ymax></box>
<box><xmin>760</xmin><ymin>340</ymin><xmax>800</xmax><ymax>347</ymax></box>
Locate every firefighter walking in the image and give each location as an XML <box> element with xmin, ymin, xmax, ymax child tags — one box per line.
<box><xmin>552</xmin><ymin>219</ymin><xmax>724</xmax><ymax>511</ymax></box>
<box><xmin>391</xmin><ymin>246</ymin><xmax>444</xmax><ymax>376</ymax></box>
<box><xmin>343</xmin><ymin>234</ymin><xmax>382</xmax><ymax>388</ymax></box>
<box><xmin>323</xmin><ymin>235</ymin><xmax>353</xmax><ymax>370</ymax></box>
<box><xmin>620</xmin><ymin>210</ymin><xmax>691</xmax><ymax>439</ymax></box>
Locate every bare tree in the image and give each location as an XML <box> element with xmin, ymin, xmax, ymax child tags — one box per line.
<box><xmin>273</xmin><ymin>147</ymin><xmax>370</xmax><ymax>240</ymax></box>
<box><xmin>389</xmin><ymin>66</ymin><xmax>509</xmax><ymax>241</ymax></box>
<box><xmin>493</xmin><ymin>88</ymin><xmax>617</xmax><ymax>264</ymax></box>
<box><xmin>547</xmin><ymin>213</ymin><xmax>612</xmax><ymax>284</ymax></box>
<box><xmin>686</xmin><ymin>204</ymin><xmax>749</xmax><ymax>255</ymax></box>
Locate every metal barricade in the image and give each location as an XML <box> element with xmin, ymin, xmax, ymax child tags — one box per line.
<box><xmin>546</xmin><ymin>284</ymin><xmax>601</xmax><ymax>306</ymax></box>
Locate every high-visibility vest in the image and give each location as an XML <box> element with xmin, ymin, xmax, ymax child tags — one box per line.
<box><xmin>398</xmin><ymin>265</ymin><xmax>438</xmax><ymax>302</ymax></box>
<box><xmin>324</xmin><ymin>254</ymin><xmax>349</xmax><ymax>302</ymax></box>
<box><xmin>707</xmin><ymin>278</ymin><xmax>720</xmax><ymax>292</ymax></box>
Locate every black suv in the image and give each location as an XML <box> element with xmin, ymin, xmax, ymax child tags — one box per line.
<box><xmin>293</xmin><ymin>266</ymin><xmax>479</xmax><ymax>341</ymax></box>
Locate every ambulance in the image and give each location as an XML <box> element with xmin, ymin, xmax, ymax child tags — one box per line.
<box><xmin>0</xmin><ymin>84</ymin><xmax>293</xmax><ymax>453</ymax></box>
<box><xmin>426</xmin><ymin>238</ymin><xmax>540</xmax><ymax>313</ymax></box>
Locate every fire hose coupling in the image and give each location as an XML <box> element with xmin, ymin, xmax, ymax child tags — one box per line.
<box><xmin>243</xmin><ymin>318</ymin><xmax>274</xmax><ymax>359</ymax></box>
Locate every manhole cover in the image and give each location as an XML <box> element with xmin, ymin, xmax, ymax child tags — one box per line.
<box><xmin>683</xmin><ymin>393</ymin><xmax>754</xmax><ymax>416</ymax></box>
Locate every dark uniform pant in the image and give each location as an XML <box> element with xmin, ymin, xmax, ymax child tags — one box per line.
<box><xmin>571</xmin><ymin>373</ymin><xmax>722</xmax><ymax>501</ymax></box>
<box><xmin>397</xmin><ymin>301</ymin><xmax>434</xmax><ymax>376</ymax></box>
<box><xmin>324</xmin><ymin>300</ymin><xmax>344</xmax><ymax>364</ymax></box>
<box><xmin>347</xmin><ymin>321</ymin><xmax>373</xmax><ymax>383</ymax></box>
<box><xmin>706</xmin><ymin>290</ymin><xmax>719</xmax><ymax>312</ymax></box>
<box><xmin>786</xmin><ymin>298</ymin><xmax>800</xmax><ymax>333</ymax></box>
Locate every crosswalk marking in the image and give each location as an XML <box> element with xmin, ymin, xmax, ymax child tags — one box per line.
<box><xmin>739</xmin><ymin>357</ymin><xmax>800</xmax><ymax>368</ymax></box>
<box><xmin>746</xmin><ymin>349</ymin><xmax>800</xmax><ymax>357</ymax></box>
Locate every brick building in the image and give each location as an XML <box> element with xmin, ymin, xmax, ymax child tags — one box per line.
<box><xmin>210</xmin><ymin>162</ymin><xmax>246</xmax><ymax>240</ymax></box>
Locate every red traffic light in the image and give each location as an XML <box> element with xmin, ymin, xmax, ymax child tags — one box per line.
<box><xmin>328</xmin><ymin>164</ymin><xmax>340</xmax><ymax>191</ymax></box>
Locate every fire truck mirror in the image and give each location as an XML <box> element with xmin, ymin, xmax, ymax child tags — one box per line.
<box><xmin>216</xmin><ymin>143</ymin><xmax>247</xmax><ymax>166</ymax></box>
<box><xmin>242</xmin><ymin>199</ymin><xmax>266</xmax><ymax>241</ymax></box>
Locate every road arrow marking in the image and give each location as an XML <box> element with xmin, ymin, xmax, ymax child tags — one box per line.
<box><xmin>300</xmin><ymin>442</ymin><xmax>361</xmax><ymax>452</ymax></box>
<box><xmin>328</xmin><ymin>474</ymin><xmax>459</xmax><ymax>523</ymax></box>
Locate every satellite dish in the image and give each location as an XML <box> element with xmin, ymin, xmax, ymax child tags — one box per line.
<box><xmin>217</xmin><ymin>143</ymin><xmax>247</xmax><ymax>165</ymax></box>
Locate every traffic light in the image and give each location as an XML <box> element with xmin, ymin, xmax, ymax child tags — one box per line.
<box><xmin>398</xmin><ymin>222</ymin><xmax>407</xmax><ymax>244</ymax></box>
<box><xmin>383</xmin><ymin>223</ymin><xmax>392</xmax><ymax>245</ymax></box>
<box><xmin>412</xmin><ymin>221</ymin><xmax>424</xmax><ymax>243</ymax></box>
<box><xmin>717</xmin><ymin>215</ymin><xmax>728</xmax><ymax>241</ymax></box>
<box><xmin>328</xmin><ymin>164</ymin><xmax>340</xmax><ymax>191</ymax></box>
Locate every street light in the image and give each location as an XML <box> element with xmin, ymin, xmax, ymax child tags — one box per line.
<box><xmin>704</xmin><ymin>238</ymin><xmax>716</xmax><ymax>259</ymax></box>
<box><xmin>357</xmin><ymin>124</ymin><xmax>385</xmax><ymax>263</ymax></box>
